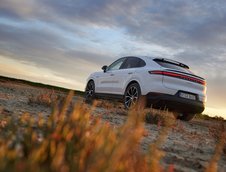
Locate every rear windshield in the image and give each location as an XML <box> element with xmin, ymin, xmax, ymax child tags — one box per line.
<box><xmin>154</xmin><ymin>60</ymin><xmax>193</xmax><ymax>74</ymax></box>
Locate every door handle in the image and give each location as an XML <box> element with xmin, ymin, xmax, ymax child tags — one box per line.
<box><xmin>128</xmin><ymin>72</ymin><xmax>133</xmax><ymax>74</ymax></box>
<box><xmin>110</xmin><ymin>74</ymin><xmax>114</xmax><ymax>76</ymax></box>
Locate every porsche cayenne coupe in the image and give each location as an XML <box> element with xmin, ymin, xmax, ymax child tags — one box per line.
<box><xmin>85</xmin><ymin>56</ymin><xmax>206</xmax><ymax>121</ymax></box>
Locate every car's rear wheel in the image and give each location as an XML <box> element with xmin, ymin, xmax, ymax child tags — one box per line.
<box><xmin>124</xmin><ymin>83</ymin><xmax>141</xmax><ymax>109</ymax></box>
<box><xmin>175</xmin><ymin>113</ymin><xmax>196</xmax><ymax>121</ymax></box>
<box><xmin>85</xmin><ymin>80</ymin><xmax>95</xmax><ymax>103</ymax></box>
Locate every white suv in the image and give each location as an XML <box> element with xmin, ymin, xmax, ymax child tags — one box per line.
<box><xmin>85</xmin><ymin>56</ymin><xmax>206</xmax><ymax>121</ymax></box>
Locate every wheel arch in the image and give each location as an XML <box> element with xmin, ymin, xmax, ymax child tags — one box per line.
<box><xmin>124</xmin><ymin>80</ymin><xmax>142</xmax><ymax>95</ymax></box>
<box><xmin>86</xmin><ymin>78</ymin><xmax>95</xmax><ymax>90</ymax></box>
<box><xmin>87</xmin><ymin>79</ymin><xmax>95</xmax><ymax>83</ymax></box>
<box><xmin>123</xmin><ymin>80</ymin><xmax>144</xmax><ymax>109</ymax></box>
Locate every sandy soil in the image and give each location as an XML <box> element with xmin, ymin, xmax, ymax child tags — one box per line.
<box><xmin>0</xmin><ymin>80</ymin><xmax>226</xmax><ymax>172</ymax></box>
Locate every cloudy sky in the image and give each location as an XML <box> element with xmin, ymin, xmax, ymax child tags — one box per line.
<box><xmin>0</xmin><ymin>0</ymin><xmax>226</xmax><ymax>117</ymax></box>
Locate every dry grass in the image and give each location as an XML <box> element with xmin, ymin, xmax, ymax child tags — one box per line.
<box><xmin>28</xmin><ymin>90</ymin><xmax>58</xmax><ymax>107</ymax></box>
<box><xmin>0</xmin><ymin>91</ymin><xmax>174</xmax><ymax>172</ymax></box>
<box><xmin>206</xmin><ymin>122</ymin><xmax>226</xmax><ymax>172</ymax></box>
<box><xmin>0</xmin><ymin>91</ymin><xmax>225</xmax><ymax>172</ymax></box>
<box><xmin>145</xmin><ymin>108</ymin><xmax>175</xmax><ymax>127</ymax></box>
<box><xmin>195</xmin><ymin>114</ymin><xmax>225</xmax><ymax>121</ymax></box>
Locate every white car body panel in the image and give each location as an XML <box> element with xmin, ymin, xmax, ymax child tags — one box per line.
<box><xmin>86</xmin><ymin>56</ymin><xmax>207</xmax><ymax>104</ymax></box>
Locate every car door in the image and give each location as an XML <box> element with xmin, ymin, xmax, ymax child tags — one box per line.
<box><xmin>95</xmin><ymin>57</ymin><xmax>126</xmax><ymax>94</ymax></box>
<box><xmin>110</xmin><ymin>57</ymin><xmax>146</xmax><ymax>95</ymax></box>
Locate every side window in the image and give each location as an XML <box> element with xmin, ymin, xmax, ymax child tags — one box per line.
<box><xmin>121</xmin><ymin>57</ymin><xmax>146</xmax><ymax>69</ymax></box>
<box><xmin>107</xmin><ymin>58</ymin><xmax>126</xmax><ymax>71</ymax></box>
<box><xmin>139</xmin><ymin>59</ymin><xmax>146</xmax><ymax>67</ymax></box>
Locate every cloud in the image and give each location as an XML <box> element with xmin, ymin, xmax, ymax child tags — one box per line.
<box><xmin>0</xmin><ymin>0</ymin><xmax>226</xmax><ymax>112</ymax></box>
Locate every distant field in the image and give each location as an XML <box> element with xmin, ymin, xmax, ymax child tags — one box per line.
<box><xmin>0</xmin><ymin>75</ymin><xmax>84</xmax><ymax>95</ymax></box>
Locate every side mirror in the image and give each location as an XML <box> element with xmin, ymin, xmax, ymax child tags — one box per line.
<box><xmin>102</xmin><ymin>65</ymin><xmax>108</xmax><ymax>72</ymax></box>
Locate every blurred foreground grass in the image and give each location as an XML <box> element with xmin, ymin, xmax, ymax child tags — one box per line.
<box><xmin>0</xmin><ymin>91</ymin><xmax>225</xmax><ymax>172</ymax></box>
<box><xmin>0</xmin><ymin>91</ymin><xmax>175</xmax><ymax>172</ymax></box>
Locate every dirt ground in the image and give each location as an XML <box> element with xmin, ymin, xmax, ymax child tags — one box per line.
<box><xmin>0</xmin><ymin>79</ymin><xmax>226</xmax><ymax>172</ymax></box>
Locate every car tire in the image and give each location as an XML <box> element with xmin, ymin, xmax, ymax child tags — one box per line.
<box><xmin>176</xmin><ymin>113</ymin><xmax>196</xmax><ymax>121</ymax></box>
<box><xmin>85</xmin><ymin>80</ymin><xmax>95</xmax><ymax>104</ymax></box>
<box><xmin>124</xmin><ymin>83</ymin><xmax>142</xmax><ymax>109</ymax></box>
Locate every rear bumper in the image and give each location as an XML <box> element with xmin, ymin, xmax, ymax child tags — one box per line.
<box><xmin>146</xmin><ymin>92</ymin><xmax>205</xmax><ymax>114</ymax></box>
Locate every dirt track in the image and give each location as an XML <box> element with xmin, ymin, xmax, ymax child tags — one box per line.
<box><xmin>0</xmin><ymin>79</ymin><xmax>226</xmax><ymax>172</ymax></box>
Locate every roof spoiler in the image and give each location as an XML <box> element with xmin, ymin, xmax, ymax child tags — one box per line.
<box><xmin>153</xmin><ymin>58</ymin><xmax>189</xmax><ymax>69</ymax></box>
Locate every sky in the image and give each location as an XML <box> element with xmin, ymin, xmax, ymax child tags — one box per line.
<box><xmin>0</xmin><ymin>0</ymin><xmax>226</xmax><ymax>118</ymax></box>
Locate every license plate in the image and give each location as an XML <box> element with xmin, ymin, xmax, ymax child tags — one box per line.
<box><xmin>179</xmin><ymin>92</ymin><xmax>196</xmax><ymax>100</ymax></box>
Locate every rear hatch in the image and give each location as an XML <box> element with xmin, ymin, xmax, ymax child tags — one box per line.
<box><xmin>153</xmin><ymin>58</ymin><xmax>206</xmax><ymax>101</ymax></box>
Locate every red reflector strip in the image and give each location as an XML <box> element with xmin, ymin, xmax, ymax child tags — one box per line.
<box><xmin>149</xmin><ymin>70</ymin><xmax>206</xmax><ymax>85</ymax></box>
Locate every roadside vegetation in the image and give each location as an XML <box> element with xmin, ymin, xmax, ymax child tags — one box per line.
<box><xmin>195</xmin><ymin>113</ymin><xmax>225</xmax><ymax>121</ymax></box>
<box><xmin>0</xmin><ymin>91</ymin><xmax>225</xmax><ymax>172</ymax></box>
<box><xmin>0</xmin><ymin>76</ymin><xmax>84</xmax><ymax>96</ymax></box>
<box><xmin>0</xmin><ymin>91</ymin><xmax>174</xmax><ymax>172</ymax></box>
<box><xmin>0</xmin><ymin>76</ymin><xmax>226</xmax><ymax>171</ymax></box>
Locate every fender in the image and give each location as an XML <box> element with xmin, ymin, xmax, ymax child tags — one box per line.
<box><xmin>123</xmin><ymin>78</ymin><xmax>143</xmax><ymax>95</ymax></box>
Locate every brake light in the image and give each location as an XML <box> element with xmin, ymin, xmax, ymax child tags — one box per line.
<box><xmin>149</xmin><ymin>70</ymin><xmax>206</xmax><ymax>86</ymax></box>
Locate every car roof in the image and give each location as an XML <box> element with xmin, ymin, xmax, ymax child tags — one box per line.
<box><xmin>123</xmin><ymin>56</ymin><xmax>155</xmax><ymax>60</ymax></box>
<box><xmin>125</xmin><ymin>56</ymin><xmax>186</xmax><ymax>66</ymax></box>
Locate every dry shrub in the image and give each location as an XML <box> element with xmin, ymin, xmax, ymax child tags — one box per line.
<box><xmin>28</xmin><ymin>90</ymin><xmax>58</xmax><ymax>107</ymax></box>
<box><xmin>206</xmin><ymin>123</ymin><xmax>226</xmax><ymax>172</ymax></box>
<box><xmin>144</xmin><ymin>108</ymin><xmax>176</xmax><ymax>172</ymax></box>
<box><xmin>0</xmin><ymin>91</ymin><xmax>173</xmax><ymax>172</ymax></box>
<box><xmin>94</xmin><ymin>99</ymin><xmax>124</xmax><ymax>110</ymax></box>
<box><xmin>195</xmin><ymin>114</ymin><xmax>225</xmax><ymax>121</ymax></box>
<box><xmin>0</xmin><ymin>107</ymin><xmax>12</xmax><ymax>116</ymax></box>
<box><xmin>94</xmin><ymin>99</ymin><xmax>116</xmax><ymax>109</ymax></box>
<box><xmin>145</xmin><ymin>108</ymin><xmax>176</xmax><ymax>127</ymax></box>
<box><xmin>208</xmin><ymin>123</ymin><xmax>225</xmax><ymax>142</ymax></box>
<box><xmin>93</xmin><ymin>99</ymin><xmax>127</xmax><ymax>116</ymax></box>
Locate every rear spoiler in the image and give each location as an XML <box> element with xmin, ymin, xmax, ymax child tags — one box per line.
<box><xmin>153</xmin><ymin>58</ymin><xmax>189</xmax><ymax>69</ymax></box>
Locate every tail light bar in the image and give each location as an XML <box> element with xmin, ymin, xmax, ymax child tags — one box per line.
<box><xmin>149</xmin><ymin>70</ymin><xmax>206</xmax><ymax>86</ymax></box>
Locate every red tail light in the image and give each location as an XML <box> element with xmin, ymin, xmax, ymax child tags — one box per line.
<box><xmin>149</xmin><ymin>70</ymin><xmax>206</xmax><ymax>86</ymax></box>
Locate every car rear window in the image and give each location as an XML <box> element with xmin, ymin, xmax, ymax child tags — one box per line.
<box><xmin>153</xmin><ymin>59</ymin><xmax>192</xmax><ymax>73</ymax></box>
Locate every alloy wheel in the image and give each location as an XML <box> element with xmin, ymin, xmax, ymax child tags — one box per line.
<box><xmin>125</xmin><ymin>86</ymin><xmax>139</xmax><ymax>108</ymax></box>
<box><xmin>85</xmin><ymin>81</ymin><xmax>94</xmax><ymax>98</ymax></box>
